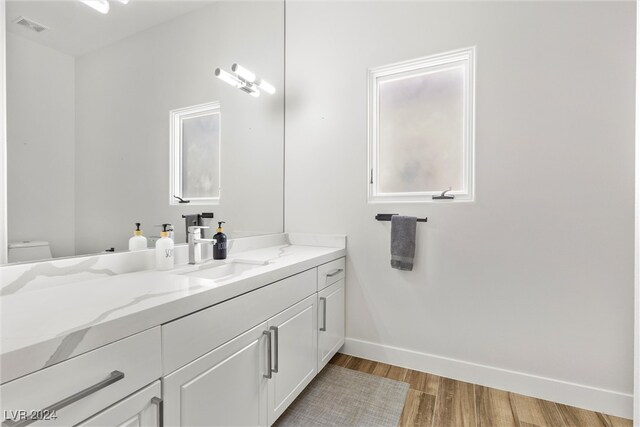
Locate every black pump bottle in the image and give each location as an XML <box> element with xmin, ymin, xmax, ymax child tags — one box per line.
<box><xmin>213</xmin><ymin>221</ymin><xmax>227</xmax><ymax>260</ymax></box>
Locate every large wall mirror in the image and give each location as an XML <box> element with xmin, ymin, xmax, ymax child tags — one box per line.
<box><xmin>3</xmin><ymin>0</ymin><xmax>285</xmax><ymax>264</ymax></box>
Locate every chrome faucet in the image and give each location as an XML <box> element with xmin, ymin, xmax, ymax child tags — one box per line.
<box><xmin>188</xmin><ymin>226</ymin><xmax>217</xmax><ymax>265</ymax></box>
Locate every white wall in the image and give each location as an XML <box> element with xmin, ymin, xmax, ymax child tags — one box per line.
<box><xmin>74</xmin><ymin>1</ymin><xmax>284</xmax><ymax>254</ymax></box>
<box><xmin>1</xmin><ymin>0</ymin><xmax>7</xmax><ymax>265</ymax></box>
<box><xmin>635</xmin><ymin>2</ymin><xmax>639</xmax><ymax>424</ymax></box>
<box><xmin>285</xmin><ymin>1</ymin><xmax>636</xmax><ymax>417</ymax></box>
<box><xmin>6</xmin><ymin>33</ymin><xmax>75</xmax><ymax>258</ymax></box>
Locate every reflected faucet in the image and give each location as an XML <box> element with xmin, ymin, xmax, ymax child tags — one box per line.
<box><xmin>188</xmin><ymin>226</ymin><xmax>217</xmax><ymax>265</ymax></box>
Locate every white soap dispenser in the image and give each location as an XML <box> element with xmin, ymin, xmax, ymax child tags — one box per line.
<box><xmin>128</xmin><ymin>223</ymin><xmax>148</xmax><ymax>251</ymax></box>
<box><xmin>155</xmin><ymin>223</ymin><xmax>175</xmax><ymax>271</ymax></box>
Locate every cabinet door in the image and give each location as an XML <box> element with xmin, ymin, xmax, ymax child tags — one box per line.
<box><xmin>267</xmin><ymin>295</ymin><xmax>317</xmax><ymax>425</ymax></box>
<box><xmin>163</xmin><ymin>322</ymin><xmax>269</xmax><ymax>427</ymax></box>
<box><xmin>77</xmin><ymin>381</ymin><xmax>162</xmax><ymax>427</ymax></box>
<box><xmin>318</xmin><ymin>279</ymin><xmax>345</xmax><ymax>371</ymax></box>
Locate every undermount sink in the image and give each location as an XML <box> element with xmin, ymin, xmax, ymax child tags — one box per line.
<box><xmin>179</xmin><ymin>260</ymin><xmax>267</xmax><ymax>281</ymax></box>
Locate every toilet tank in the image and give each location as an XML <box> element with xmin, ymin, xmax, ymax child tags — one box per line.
<box><xmin>8</xmin><ymin>241</ymin><xmax>53</xmax><ymax>263</ymax></box>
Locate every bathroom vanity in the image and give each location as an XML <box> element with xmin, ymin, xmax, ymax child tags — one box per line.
<box><xmin>0</xmin><ymin>234</ymin><xmax>346</xmax><ymax>427</ymax></box>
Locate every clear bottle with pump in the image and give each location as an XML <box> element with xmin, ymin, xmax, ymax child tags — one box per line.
<box><xmin>156</xmin><ymin>223</ymin><xmax>175</xmax><ymax>270</ymax></box>
<box><xmin>128</xmin><ymin>223</ymin><xmax>148</xmax><ymax>251</ymax></box>
<box><xmin>213</xmin><ymin>221</ymin><xmax>227</xmax><ymax>260</ymax></box>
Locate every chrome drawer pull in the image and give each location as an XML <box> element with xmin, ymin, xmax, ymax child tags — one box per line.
<box><xmin>320</xmin><ymin>297</ymin><xmax>327</xmax><ymax>332</ymax></box>
<box><xmin>151</xmin><ymin>397</ymin><xmax>164</xmax><ymax>427</ymax></box>
<box><xmin>2</xmin><ymin>371</ymin><xmax>125</xmax><ymax>427</ymax></box>
<box><xmin>326</xmin><ymin>268</ymin><xmax>343</xmax><ymax>278</ymax></box>
<box><xmin>270</xmin><ymin>326</ymin><xmax>279</xmax><ymax>374</ymax></box>
<box><xmin>263</xmin><ymin>330</ymin><xmax>272</xmax><ymax>379</ymax></box>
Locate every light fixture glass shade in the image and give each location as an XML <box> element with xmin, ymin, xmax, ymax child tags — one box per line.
<box><xmin>249</xmin><ymin>89</ymin><xmax>261</xmax><ymax>98</ymax></box>
<box><xmin>257</xmin><ymin>80</ymin><xmax>276</xmax><ymax>95</ymax></box>
<box><xmin>232</xmin><ymin>64</ymin><xmax>256</xmax><ymax>83</ymax></box>
<box><xmin>80</xmin><ymin>0</ymin><xmax>110</xmax><ymax>14</ymax></box>
<box><xmin>215</xmin><ymin>68</ymin><xmax>242</xmax><ymax>88</ymax></box>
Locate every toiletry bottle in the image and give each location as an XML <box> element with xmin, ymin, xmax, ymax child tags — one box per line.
<box><xmin>128</xmin><ymin>223</ymin><xmax>148</xmax><ymax>251</ymax></box>
<box><xmin>156</xmin><ymin>223</ymin><xmax>175</xmax><ymax>270</ymax></box>
<box><xmin>155</xmin><ymin>224</ymin><xmax>175</xmax><ymax>241</ymax></box>
<box><xmin>213</xmin><ymin>221</ymin><xmax>227</xmax><ymax>260</ymax></box>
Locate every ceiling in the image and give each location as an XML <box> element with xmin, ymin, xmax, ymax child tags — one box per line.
<box><xmin>5</xmin><ymin>0</ymin><xmax>212</xmax><ymax>57</ymax></box>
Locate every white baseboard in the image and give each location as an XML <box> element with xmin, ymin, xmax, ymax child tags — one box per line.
<box><xmin>342</xmin><ymin>337</ymin><xmax>633</xmax><ymax>419</ymax></box>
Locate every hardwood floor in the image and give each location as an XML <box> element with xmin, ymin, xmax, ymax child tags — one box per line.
<box><xmin>328</xmin><ymin>353</ymin><xmax>633</xmax><ymax>427</ymax></box>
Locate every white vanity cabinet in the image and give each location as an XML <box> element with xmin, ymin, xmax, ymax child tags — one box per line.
<box><xmin>317</xmin><ymin>258</ymin><xmax>346</xmax><ymax>371</ymax></box>
<box><xmin>1</xmin><ymin>254</ymin><xmax>346</xmax><ymax>427</ymax></box>
<box><xmin>161</xmin><ymin>268</ymin><xmax>320</xmax><ymax>427</ymax></box>
<box><xmin>77</xmin><ymin>381</ymin><xmax>162</xmax><ymax>427</ymax></box>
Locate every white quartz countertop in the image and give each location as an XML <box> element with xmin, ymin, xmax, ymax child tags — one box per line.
<box><xmin>0</xmin><ymin>235</ymin><xmax>345</xmax><ymax>384</ymax></box>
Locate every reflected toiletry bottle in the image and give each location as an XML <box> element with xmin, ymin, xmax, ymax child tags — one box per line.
<box><xmin>128</xmin><ymin>223</ymin><xmax>148</xmax><ymax>251</ymax></box>
<box><xmin>156</xmin><ymin>223</ymin><xmax>175</xmax><ymax>270</ymax></box>
<box><xmin>213</xmin><ymin>221</ymin><xmax>227</xmax><ymax>260</ymax></box>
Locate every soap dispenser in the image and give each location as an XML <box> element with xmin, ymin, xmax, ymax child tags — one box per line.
<box><xmin>213</xmin><ymin>221</ymin><xmax>227</xmax><ymax>260</ymax></box>
<box><xmin>156</xmin><ymin>223</ymin><xmax>175</xmax><ymax>270</ymax></box>
<box><xmin>128</xmin><ymin>223</ymin><xmax>148</xmax><ymax>251</ymax></box>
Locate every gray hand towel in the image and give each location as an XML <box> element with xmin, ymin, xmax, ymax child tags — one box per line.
<box><xmin>390</xmin><ymin>215</ymin><xmax>417</xmax><ymax>271</ymax></box>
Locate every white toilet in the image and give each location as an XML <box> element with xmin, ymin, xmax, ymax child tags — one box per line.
<box><xmin>8</xmin><ymin>241</ymin><xmax>53</xmax><ymax>263</ymax></box>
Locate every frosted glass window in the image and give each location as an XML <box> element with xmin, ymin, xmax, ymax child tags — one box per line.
<box><xmin>368</xmin><ymin>48</ymin><xmax>475</xmax><ymax>202</ymax></box>
<box><xmin>170</xmin><ymin>102</ymin><xmax>221</xmax><ymax>205</ymax></box>
<box><xmin>182</xmin><ymin>114</ymin><xmax>220</xmax><ymax>198</ymax></box>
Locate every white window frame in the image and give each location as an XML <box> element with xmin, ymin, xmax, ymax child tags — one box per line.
<box><xmin>367</xmin><ymin>47</ymin><xmax>476</xmax><ymax>203</ymax></box>
<box><xmin>169</xmin><ymin>102</ymin><xmax>221</xmax><ymax>206</ymax></box>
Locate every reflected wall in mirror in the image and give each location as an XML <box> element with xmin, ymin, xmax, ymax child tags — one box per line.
<box><xmin>5</xmin><ymin>0</ymin><xmax>285</xmax><ymax>264</ymax></box>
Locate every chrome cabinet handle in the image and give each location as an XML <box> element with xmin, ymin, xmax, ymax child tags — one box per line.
<box><xmin>320</xmin><ymin>297</ymin><xmax>327</xmax><ymax>332</ymax></box>
<box><xmin>326</xmin><ymin>268</ymin><xmax>343</xmax><ymax>278</ymax></box>
<box><xmin>151</xmin><ymin>397</ymin><xmax>163</xmax><ymax>427</ymax></box>
<box><xmin>270</xmin><ymin>326</ymin><xmax>279</xmax><ymax>374</ymax></box>
<box><xmin>2</xmin><ymin>371</ymin><xmax>125</xmax><ymax>427</ymax></box>
<box><xmin>263</xmin><ymin>330</ymin><xmax>272</xmax><ymax>379</ymax></box>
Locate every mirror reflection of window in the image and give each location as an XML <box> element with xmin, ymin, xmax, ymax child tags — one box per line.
<box><xmin>170</xmin><ymin>102</ymin><xmax>222</xmax><ymax>205</ymax></box>
<box><xmin>182</xmin><ymin>112</ymin><xmax>221</xmax><ymax>200</ymax></box>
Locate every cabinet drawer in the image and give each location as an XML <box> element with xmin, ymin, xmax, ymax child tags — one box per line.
<box><xmin>77</xmin><ymin>381</ymin><xmax>161</xmax><ymax>427</ymax></box>
<box><xmin>317</xmin><ymin>258</ymin><xmax>345</xmax><ymax>291</ymax></box>
<box><xmin>162</xmin><ymin>268</ymin><xmax>317</xmax><ymax>375</ymax></box>
<box><xmin>0</xmin><ymin>328</ymin><xmax>161</xmax><ymax>427</ymax></box>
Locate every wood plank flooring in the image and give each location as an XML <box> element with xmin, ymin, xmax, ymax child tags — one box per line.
<box><xmin>328</xmin><ymin>353</ymin><xmax>633</xmax><ymax>427</ymax></box>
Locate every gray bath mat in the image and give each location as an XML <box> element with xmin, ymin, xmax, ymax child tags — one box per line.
<box><xmin>275</xmin><ymin>364</ymin><xmax>409</xmax><ymax>427</ymax></box>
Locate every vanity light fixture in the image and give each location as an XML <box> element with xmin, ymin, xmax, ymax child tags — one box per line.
<box><xmin>232</xmin><ymin>64</ymin><xmax>256</xmax><ymax>82</ymax></box>
<box><xmin>232</xmin><ymin>63</ymin><xmax>276</xmax><ymax>95</ymax></box>
<box><xmin>80</xmin><ymin>0</ymin><xmax>131</xmax><ymax>14</ymax></box>
<box><xmin>214</xmin><ymin>68</ymin><xmax>243</xmax><ymax>89</ymax></box>
<box><xmin>215</xmin><ymin>67</ymin><xmax>260</xmax><ymax>97</ymax></box>
<box><xmin>256</xmin><ymin>79</ymin><xmax>276</xmax><ymax>95</ymax></box>
<box><xmin>81</xmin><ymin>0</ymin><xmax>110</xmax><ymax>14</ymax></box>
<box><xmin>215</xmin><ymin>63</ymin><xmax>275</xmax><ymax>97</ymax></box>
